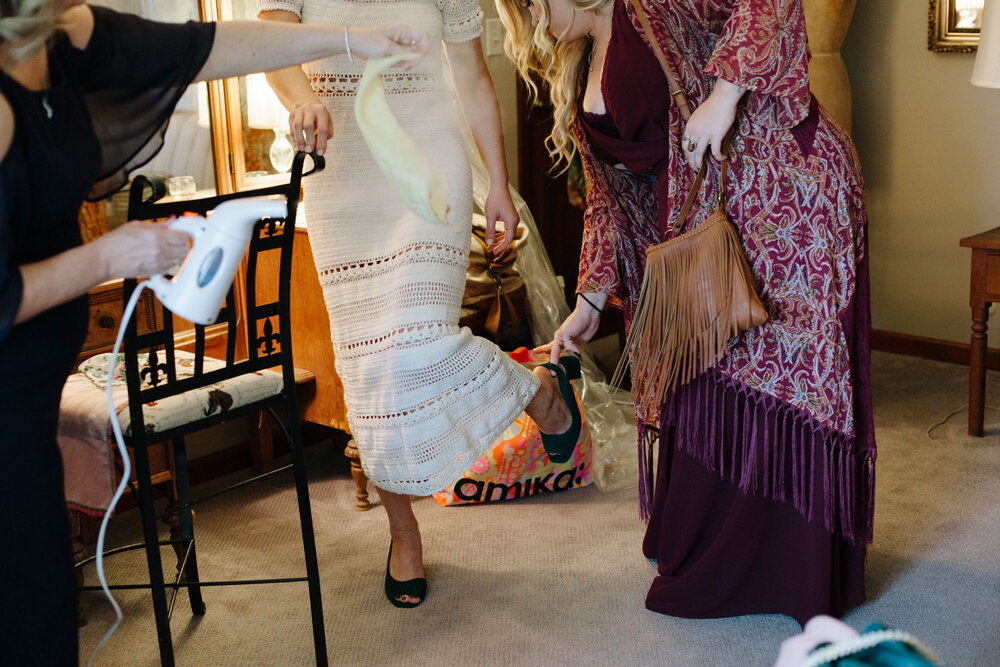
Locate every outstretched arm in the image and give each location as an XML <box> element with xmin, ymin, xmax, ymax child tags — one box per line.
<box><xmin>197</xmin><ymin>20</ymin><xmax>428</xmax><ymax>82</ymax></box>
<box><xmin>57</xmin><ymin>4</ymin><xmax>429</xmax><ymax>84</ymax></box>
<box><xmin>9</xmin><ymin>7</ymin><xmax>427</xmax><ymax>328</ymax></box>
<box><xmin>445</xmin><ymin>39</ymin><xmax>519</xmax><ymax>254</ymax></box>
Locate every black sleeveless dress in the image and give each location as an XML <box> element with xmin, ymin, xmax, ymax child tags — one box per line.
<box><xmin>0</xmin><ymin>8</ymin><xmax>213</xmax><ymax>663</ymax></box>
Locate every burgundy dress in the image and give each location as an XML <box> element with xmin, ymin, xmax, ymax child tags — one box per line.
<box><xmin>577</xmin><ymin>0</ymin><xmax>871</xmax><ymax>625</ymax></box>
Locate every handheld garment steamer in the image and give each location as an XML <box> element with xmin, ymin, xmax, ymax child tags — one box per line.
<box><xmin>148</xmin><ymin>197</ymin><xmax>289</xmax><ymax>325</ymax></box>
<box><xmin>89</xmin><ymin>197</ymin><xmax>287</xmax><ymax>665</ymax></box>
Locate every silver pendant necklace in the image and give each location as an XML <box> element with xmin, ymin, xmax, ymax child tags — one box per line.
<box><xmin>40</xmin><ymin>92</ymin><xmax>53</xmax><ymax>119</ymax></box>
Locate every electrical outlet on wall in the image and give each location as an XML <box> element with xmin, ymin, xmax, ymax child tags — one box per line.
<box><xmin>484</xmin><ymin>18</ymin><xmax>504</xmax><ymax>57</ymax></box>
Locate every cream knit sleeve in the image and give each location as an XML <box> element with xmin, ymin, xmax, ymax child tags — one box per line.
<box><xmin>436</xmin><ymin>0</ymin><xmax>483</xmax><ymax>42</ymax></box>
<box><xmin>256</xmin><ymin>0</ymin><xmax>303</xmax><ymax>18</ymax></box>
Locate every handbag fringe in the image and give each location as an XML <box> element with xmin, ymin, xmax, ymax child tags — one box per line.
<box><xmin>613</xmin><ymin>209</ymin><xmax>761</xmax><ymax>421</ymax></box>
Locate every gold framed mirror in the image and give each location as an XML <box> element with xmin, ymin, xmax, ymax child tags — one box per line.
<box><xmin>84</xmin><ymin>0</ymin><xmax>290</xmax><ymax>205</ymax></box>
<box><xmin>929</xmin><ymin>0</ymin><xmax>985</xmax><ymax>52</ymax></box>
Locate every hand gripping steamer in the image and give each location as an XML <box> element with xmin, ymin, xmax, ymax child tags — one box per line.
<box><xmin>90</xmin><ymin>197</ymin><xmax>287</xmax><ymax>665</ymax></box>
<box><xmin>148</xmin><ymin>197</ymin><xmax>288</xmax><ymax>325</ymax></box>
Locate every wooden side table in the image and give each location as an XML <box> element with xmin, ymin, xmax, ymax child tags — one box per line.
<box><xmin>959</xmin><ymin>227</ymin><xmax>1000</xmax><ymax>436</ymax></box>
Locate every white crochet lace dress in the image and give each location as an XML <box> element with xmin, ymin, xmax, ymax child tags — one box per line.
<box><xmin>257</xmin><ymin>0</ymin><xmax>540</xmax><ymax>495</ymax></box>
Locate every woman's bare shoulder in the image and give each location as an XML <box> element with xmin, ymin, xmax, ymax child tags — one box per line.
<box><xmin>0</xmin><ymin>93</ymin><xmax>12</xmax><ymax>162</ymax></box>
<box><xmin>61</xmin><ymin>5</ymin><xmax>95</xmax><ymax>50</ymax></box>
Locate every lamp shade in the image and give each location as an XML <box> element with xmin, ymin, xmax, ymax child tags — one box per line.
<box><xmin>246</xmin><ymin>73</ymin><xmax>289</xmax><ymax>129</ymax></box>
<box><xmin>972</xmin><ymin>0</ymin><xmax>1000</xmax><ymax>88</ymax></box>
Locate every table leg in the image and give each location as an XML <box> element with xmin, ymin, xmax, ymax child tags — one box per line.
<box><xmin>343</xmin><ymin>439</ymin><xmax>371</xmax><ymax>511</ymax></box>
<box><xmin>970</xmin><ymin>306</ymin><xmax>990</xmax><ymax>436</ymax></box>
<box><xmin>250</xmin><ymin>410</ymin><xmax>275</xmax><ymax>475</ymax></box>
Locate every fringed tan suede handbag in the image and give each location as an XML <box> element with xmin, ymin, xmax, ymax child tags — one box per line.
<box><xmin>614</xmin><ymin>0</ymin><xmax>767</xmax><ymax>419</ymax></box>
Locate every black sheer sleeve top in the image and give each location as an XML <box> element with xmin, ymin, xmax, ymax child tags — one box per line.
<box><xmin>0</xmin><ymin>6</ymin><xmax>213</xmax><ymax>379</ymax></box>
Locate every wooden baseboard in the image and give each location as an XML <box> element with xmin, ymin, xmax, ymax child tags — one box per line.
<box><xmin>871</xmin><ymin>329</ymin><xmax>1000</xmax><ymax>371</ymax></box>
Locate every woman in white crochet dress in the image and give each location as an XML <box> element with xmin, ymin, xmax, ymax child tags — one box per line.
<box><xmin>257</xmin><ymin>0</ymin><xmax>578</xmax><ymax>608</ymax></box>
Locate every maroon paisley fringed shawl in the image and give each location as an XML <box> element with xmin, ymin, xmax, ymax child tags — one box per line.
<box><xmin>574</xmin><ymin>0</ymin><xmax>876</xmax><ymax>545</ymax></box>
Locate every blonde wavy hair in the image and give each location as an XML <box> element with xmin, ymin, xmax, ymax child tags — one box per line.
<box><xmin>497</xmin><ymin>0</ymin><xmax>612</xmax><ymax>173</ymax></box>
<box><xmin>0</xmin><ymin>0</ymin><xmax>59</xmax><ymax>65</ymax></box>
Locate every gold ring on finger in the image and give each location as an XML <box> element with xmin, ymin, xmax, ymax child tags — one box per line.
<box><xmin>687</xmin><ymin>141</ymin><xmax>698</xmax><ymax>152</ymax></box>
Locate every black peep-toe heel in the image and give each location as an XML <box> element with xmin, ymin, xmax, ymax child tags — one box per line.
<box><xmin>384</xmin><ymin>542</ymin><xmax>426</xmax><ymax>608</ymax></box>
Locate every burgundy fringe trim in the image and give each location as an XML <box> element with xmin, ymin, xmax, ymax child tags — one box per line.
<box><xmin>637</xmin><ymin>366</ymin><xmax>875</xmax><ymax>545</ymax></box>
<box><xmin>637</xmin><ymin>422</ymin><xmax>657</xmax><ymax>521</ymax></box>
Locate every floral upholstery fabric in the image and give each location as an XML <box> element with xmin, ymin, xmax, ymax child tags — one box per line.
<box><xmin>58</xmin><ymin>351</ymin><xmax>284</xmax><ymax>514</ymax></box>
<box><xmin>79</xmin><ymin>351</ymin><xmax>284</xmax><ymax>436</ymax></box>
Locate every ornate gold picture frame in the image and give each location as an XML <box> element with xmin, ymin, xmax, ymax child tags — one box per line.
<box><xmin>929</xmin><ymin>0</ymin><xmax>984</xmax><ymax>52</ymax></box>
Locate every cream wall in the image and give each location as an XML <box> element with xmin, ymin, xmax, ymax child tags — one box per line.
<box><xmin>843</xmin><ymin>2</ymin><xmax>1000</xmax><ymax>344</ymax></box>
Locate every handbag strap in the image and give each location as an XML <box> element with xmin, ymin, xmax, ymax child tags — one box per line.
<box><xmin>628</xmin><ymin>0</ymin><xmax>732</xmax><ymax>238</ymax></box>
<box><xmin>629</xmin><ymin>0</ymin><xmax>691</xmax><ymax>121</ymax></box>
<box><xmin>673</xmin><ymin>158</ymin><xmax>728</xmax><ymax>236</ymax></box>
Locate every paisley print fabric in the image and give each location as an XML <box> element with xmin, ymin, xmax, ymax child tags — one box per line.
<box><xmin>574</xmin><ymin>0</ymin><xmax>874</xmax><ymax>543</ymax></box>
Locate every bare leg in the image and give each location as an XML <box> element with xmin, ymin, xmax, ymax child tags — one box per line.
<box><xmin>525</xmin><ymin>365</ymin><xmax>572</xmax><ymax>435</ymax></box>
<box><xmin>379</xmin><ymin>488</ymin><xmax>424</xmax><ymax>605</ymax></box>
<box><xmin>375</xmin><ymin>365</ymin><xmax>570</xmax><ymax>605</ymax></box>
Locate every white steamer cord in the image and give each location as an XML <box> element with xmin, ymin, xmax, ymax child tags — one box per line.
<box><xmin>88</xmin><ymin>280</ymin><xmax>150</xmax><ymax>667</ymax></box>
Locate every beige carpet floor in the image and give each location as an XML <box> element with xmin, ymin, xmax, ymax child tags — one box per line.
<box><xmin>76</xmin><ymin>351</ymin><xmax>1000</xmax><ymax>666</ymax></box>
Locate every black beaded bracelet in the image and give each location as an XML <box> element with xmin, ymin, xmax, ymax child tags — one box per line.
<box><xmin>579</xmin><ymin>293</ymin><xmax>604</xmax><ymax>315</ymax></box>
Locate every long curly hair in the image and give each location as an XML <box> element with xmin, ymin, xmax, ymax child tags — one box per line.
<box><xmin>0</xmin><ymin>0</ymin><xmax>58</xmax><ymax>65</ymax></box>
<box><xmin>496</xmin><ymin>0</ymin><xmax>612</xmax><ymax>173</ymax></box>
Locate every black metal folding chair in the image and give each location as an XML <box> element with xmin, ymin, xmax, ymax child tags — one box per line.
<box><xmin>78</xmin><ymin>152</ymin><xmax>328</xmax><ymax>666</ymax></box>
